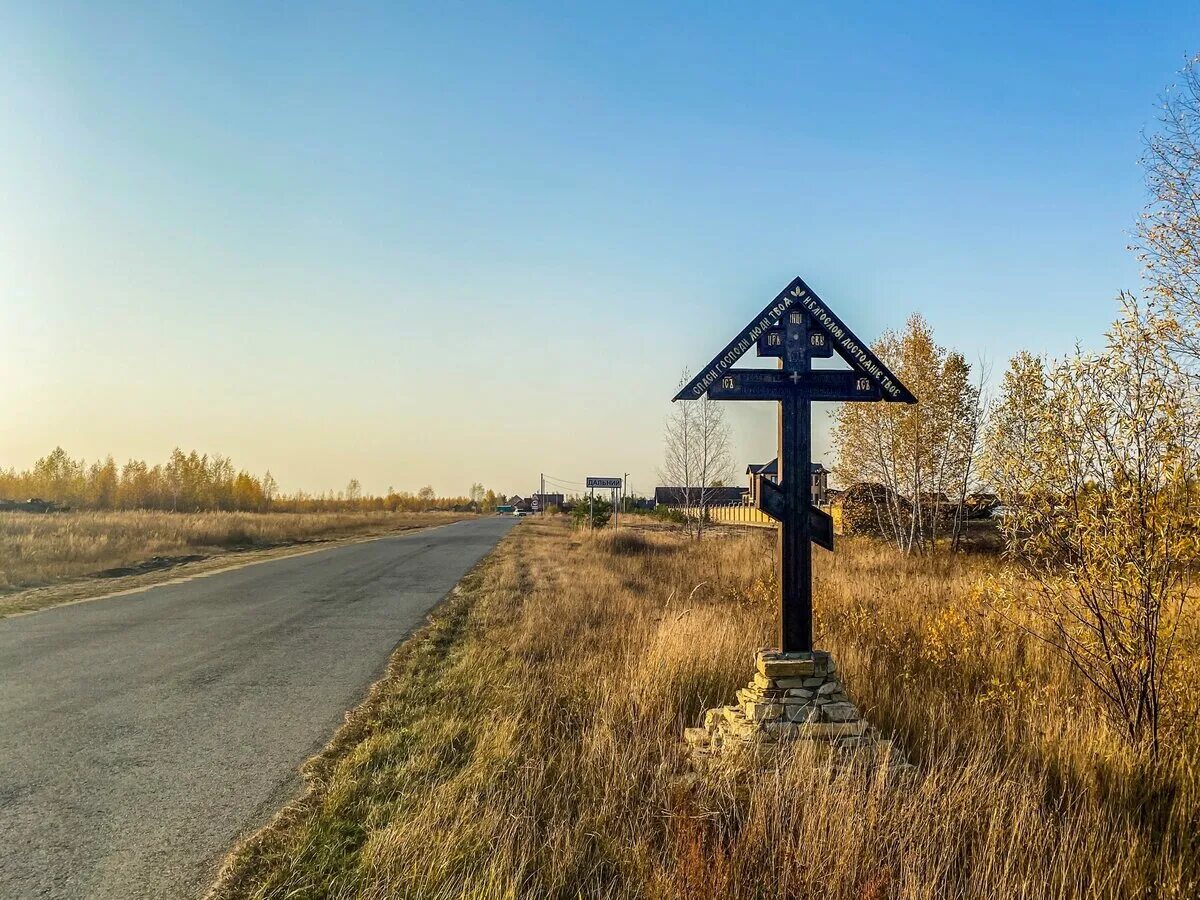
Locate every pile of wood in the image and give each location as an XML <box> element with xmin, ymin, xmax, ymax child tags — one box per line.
<box><xmin>0</xmin><ymin>498</ymin><xmax>59</xmax><ymax>513</ymax></box>
<box><xmin>963</xmin><ymin>492</ymin><xmax>1001</xmax><ymax>519</ymax></box>
<box><xmin>836</xmin><ymin>483</ymin><xmax>907</xmax><ymax>535</ymax></box>
<box><xmin>835</xmin><ymin>484</ymin><xmax>999</xmax><ymax>536</ymax></box>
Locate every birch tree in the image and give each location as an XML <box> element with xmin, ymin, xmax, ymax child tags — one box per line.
<box><xmin>661</xmin><ymin>370</ymin><xmax>735</xmax><ymax>539</ymax></box>
<box><xmin>1138</xmin><ymin>53</ymin><xmax>1200</xmax><ymax>372</ymax></box>
<box><xmin>831</xmin><ymin>314</ymin><xmax>981</xmax><ymax>553</ymax></box>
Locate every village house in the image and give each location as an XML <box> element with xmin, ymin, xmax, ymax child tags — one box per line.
<box><xmin>653</xmin><ymin>460</ymin><xmax>830</xmax><ymax>511</ymax></box>
<box><xmin>745</xmin><ymin>459</ymin><xmax>830</xmax><ymax>506</ymax></box>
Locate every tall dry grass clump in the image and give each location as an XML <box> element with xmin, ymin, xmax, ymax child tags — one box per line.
<box><xmin>209</xmin><ymin>519</ymin><xmax>1200</xmax><ymax>899</ymax></box>
<box><xmin>0</xmin><ymin>509</ymin><xmax>467</xmax><ymax>593</ymax></box>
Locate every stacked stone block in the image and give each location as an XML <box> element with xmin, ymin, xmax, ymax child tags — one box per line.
<box><xmin>685</xmin><ymin>649</ymin><xmax>911</xmax><ymax>775</ymax></box>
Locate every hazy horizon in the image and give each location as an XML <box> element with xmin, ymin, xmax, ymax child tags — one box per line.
<box><xmin>5</xmin><ymin>2</ymin><xmax>1198</xmax><ymax>497</ymax></box>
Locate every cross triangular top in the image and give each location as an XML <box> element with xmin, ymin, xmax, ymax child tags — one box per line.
<box><xmin>672</xmin><ymin>276</ymin><xmax>917</xmax><ymax>404</ymax></box>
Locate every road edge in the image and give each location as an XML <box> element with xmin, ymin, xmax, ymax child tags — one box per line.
<box><xmin>201</xmin><ymin>524</ymin><xmax>518</xmax><ymax>899</ymax></box>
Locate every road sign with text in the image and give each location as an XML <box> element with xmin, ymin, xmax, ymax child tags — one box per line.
<box><xmin>585</xmin><ymin>477</ymin><xmax>623</xmax><ymax>489</ymax></box>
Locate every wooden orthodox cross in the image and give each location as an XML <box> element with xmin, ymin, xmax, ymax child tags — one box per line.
<box><xmin>673</xmin><ymin>277</ymin><xmax>916</xmax><ymax>653</ymax></box>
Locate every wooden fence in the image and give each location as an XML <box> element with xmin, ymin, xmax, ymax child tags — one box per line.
<box><xmin>680</xmin><ymin>504</ymin><xmax>843</xmax><ymax>533</ymax></box>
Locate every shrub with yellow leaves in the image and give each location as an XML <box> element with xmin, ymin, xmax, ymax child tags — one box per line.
<box><xmin>982</xmin><ymin>296</ymin><xmax>1200</xmax><ymax>756</ymax></box>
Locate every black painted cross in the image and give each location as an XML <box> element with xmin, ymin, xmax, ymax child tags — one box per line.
<box><xmin>673</xmin><ymin>276</ymin><xmax>916</xmax><ymax>653</ymax></box>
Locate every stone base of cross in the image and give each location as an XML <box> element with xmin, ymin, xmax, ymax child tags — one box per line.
<box><xmin>683</xmin><ymin>648</ymin><xmax>913</xmax><ymax>776</ymax></box>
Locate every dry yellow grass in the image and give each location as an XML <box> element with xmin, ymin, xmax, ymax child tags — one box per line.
<box><xmin>0</xmin><ymin>509</ymin><xmax>470</xmax><ymax>594</ymax></box>
<box><xmin>207</xmin><ymin>517</ymin><xmax>1200</xmax><ymax>899</ymax></box>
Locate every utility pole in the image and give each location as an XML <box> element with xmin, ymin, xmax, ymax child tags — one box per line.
<box><xmin>540</xmin><ymin>472</ymin><xmax>545</xmax><ymax>516</ymax></box>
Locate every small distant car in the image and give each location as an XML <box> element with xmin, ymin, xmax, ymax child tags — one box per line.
<box><xmin>514</xmin><ymin>510</ymin><xmax>529</xmax><ymax>517</ymax></box>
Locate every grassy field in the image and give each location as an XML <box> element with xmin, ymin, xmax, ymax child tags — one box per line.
<box><xmin>207</xmin><ymin>517</ymin><xmax>1200</xmax><ymax>899</ymax></box>
<box><xmin>0</xmin><ymin>509</ymin><xmax>471</xmax><ymax>595</ymax></box>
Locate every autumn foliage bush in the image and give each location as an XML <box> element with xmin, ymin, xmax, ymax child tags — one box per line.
<box><xmin>982</xmin><ymin>300</ymin><xmax>1200</xmax><ymax>755</ymax></box>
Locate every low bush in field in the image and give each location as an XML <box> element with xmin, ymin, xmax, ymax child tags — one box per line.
<box><xmin>648</xmin><ymin>505</ymin><xmax>686</xmax><ymax>524</ymax></box>
<box><xmin>588</xmin><ymin>529</ymin><xmax>658</xmax><ymax>556</ymax></box>
<box><xmin>571</xmin><ymin>495</ymin><xmax>612</xmax><ymax>529</ymax></box>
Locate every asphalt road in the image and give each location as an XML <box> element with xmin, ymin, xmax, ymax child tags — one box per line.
<box><xmin>0</xmin><ymin>516</ymin><xmax>518</xmax><ymax>900</ymax></box>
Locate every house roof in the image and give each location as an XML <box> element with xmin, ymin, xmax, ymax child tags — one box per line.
<box><xmin>654</xmin><ymin>486</ymin><xmax>747</xmax><ymax>506</ymax></box>
<box><xmin>745</xmin><ymin>459</ymin><xmax>827</xmax><ymax>476</ymax></box>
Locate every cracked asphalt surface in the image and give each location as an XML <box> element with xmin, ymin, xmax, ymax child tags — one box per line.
<box><xmin>0</xmin><ymin>516</ymin><xmax>517</xmax><ymax>899</ymax></box>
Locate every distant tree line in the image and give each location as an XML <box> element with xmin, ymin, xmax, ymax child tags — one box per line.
<box><xmin>0</xmin><ymin>447</ymin><xmax>489</xmax><ymax>514</ymax></box>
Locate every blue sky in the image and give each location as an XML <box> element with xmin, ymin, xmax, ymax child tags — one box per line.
<box><xmin>3</xmin><ymin>2</ymin><xmax>1198</xmax><ymax>496</ymax></box>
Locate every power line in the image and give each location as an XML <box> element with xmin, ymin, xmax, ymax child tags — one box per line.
<box><xmin>542</xmin><ymin>475</ymin><xmax>584</xmax><ymax>487</ymax></box>
<box><xmin>543</xmin><ymin>474</ymin><xmax>584</xmax><ymax>485</ymax></box>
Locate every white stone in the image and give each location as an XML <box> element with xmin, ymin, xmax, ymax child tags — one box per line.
<box><xmin>784</xmin><ymin>704</ymin><xmax>818</xmax><ymax>723</ymax></box>
<box><xmin>745</xmin><ymin>701</ymin><xmax>783</xmax><ymax>722</ymax></box>
<box><xmin>822</xmin><ymin>702</ymin><xmax>859</xmax><ymax>723</ymax></box>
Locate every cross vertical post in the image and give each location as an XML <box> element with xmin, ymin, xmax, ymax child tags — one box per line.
<box><xmin>779</xmin><ymin>391</ymin><xmax>813</xmax><ymax>652</ymax></box>
<box><xmin>779</xmin><ymin>306</ymin><xmax>812</xmax><ymax>653</ymax></box>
